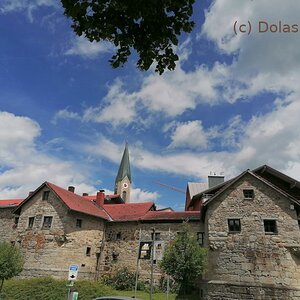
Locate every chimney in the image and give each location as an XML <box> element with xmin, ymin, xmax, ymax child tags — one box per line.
<box><xmin>68</xmin><ymin>186</ymin><xmax>75</xmax><ymax>193</ymax></box>
<box><xmin>208</xmin><ymin>174</ymin><xmax>225</xmax><ymax>189</ymax></box>
<box><xmin>82</xmin><ymin>193</ymin><xmax>89</xmax><ymax>196</ymax></box>
<box><xmin>95</xmin><ymin>190</ymin><xmax>105</xmax><ymax>207</ymax></box>
<box><xmin>28</xmin><ymin>191</ymin><xmax>34</xmax><ymax>197</ymax></box>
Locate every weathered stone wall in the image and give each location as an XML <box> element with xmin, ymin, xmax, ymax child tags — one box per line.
<box><xmin>200</xmin><ymin>281</ymin><xmax>300</xmax><ymax>300</ymax></box>
<box><xmin>204</xmin><ymin>173</ymin><xmax>300</xmax><ymax>291</ymax></box>
<box><xmin>15</xmin><ymin>186</ymin><xmax>105</xmax><ymax>280</ymax></box>
<box><xmin>99</xmin><ymin>220</ymin><xmax>203</xmax><ymax>284</ymax></box>
<box><xmin>0</xmin><ymin>207</ymin><xmax>18</xmax><ymax>243</ymax></box>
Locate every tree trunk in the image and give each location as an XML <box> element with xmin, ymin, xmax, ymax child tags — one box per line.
<box><xmin>0</xmin><ymin>278</ymin><xmax>4</xmax><ymax>300</ymax></box>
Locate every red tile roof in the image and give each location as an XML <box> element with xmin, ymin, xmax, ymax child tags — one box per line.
<box><xmin>47</xmin><ymin>182</ymin><xmax>109</xmax><ymax>220</ymax></box>
<box><xmin>141</xmin><ymin>211</ymin><xmax>200</xmax><ymax>221</ymax></box>
<box><xmin>103</xmin><ymin>202</ymin><xmax>155</xmax><ymax>221</ymax></box>
<box><xmin>0</xmin><ymin>199</ymin><xmax>24</xmax><ymax>207</ymax></box>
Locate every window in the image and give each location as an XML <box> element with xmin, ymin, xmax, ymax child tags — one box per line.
<box><xmin>264</xmin><ymin>220</ymin><xmax>277</xmax><ymax>234</ymax></box>
<box><xmin>122</xmin><ymin>191</ymin><xmax>127</xmax><ymax>201</ymax></box>
<box><xmin>228</xmin><ymin>219</ymin><xmax>241</xmax><ymax>232</ymax></box>
<box><xmin>298</xmin><ymin>219</ymin><xmax>300</xmax><ymax>229</ymax></box>
<box><xmin>14</xmin><ymin>217</ymin><xmax>19</xmax><ymax>226</ymax></box>
<box><xmin>76</xmin><ymin>219</ymin><xmax>82</xmax><ymax>228</ymax></box>
<box><xmin>86</xmin><ymin>247</ymin><xmax>91</xmax><ymax>256</ymax></box>
<box><xmin>42</xmin><ymin>191</ymin><xmax>50</xmax><ymax>200</ymax></box>
<box><xmin>28</xmin><ymin>217</ymin><xmax>35</xmax><ymax>229</ymax></box>
<box><xmin>151</xmin><ymin>232</ymin><xmax>161</xmax><ymax>241</ymax></box>
<box><xmin>116</xmin><ymin>232</ymin><xmax>121</xmax><ymax>240</ymax></box>
<box><xmin>42</xmin><ymin>216</ymin><xmax>53</xmax><ymax>229</ymax></box>
<box><xmin>197</xmin><ymin>232</ymin><xmax>204</xmax><ymax>246</ymax></box>
<box><xmin>243</xmin><ymin>189</ymin><xmax>254</xmax><ymax>199</ymax></box>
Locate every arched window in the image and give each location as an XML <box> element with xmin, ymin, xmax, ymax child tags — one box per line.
<box><xmin>122</xmin><ymin>191</ymin><xmax>127</xmax><ymax>201</ymax></box>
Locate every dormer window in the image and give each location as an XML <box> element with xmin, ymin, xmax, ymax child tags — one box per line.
<box><xmin>243</xmin><ymin>189</ymin><xmax>254</xmax><ymax>199</ymax></box>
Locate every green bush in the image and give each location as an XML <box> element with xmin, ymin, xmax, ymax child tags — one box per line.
<box><xmin>1</xmin><ymin>277</ymin><xmax>114</xmax><ymax>300</ymax></box>
<box><xmin>109</xmin><ymin>267</ymin><xmax>136</xmax><ymax>290</ymax></box>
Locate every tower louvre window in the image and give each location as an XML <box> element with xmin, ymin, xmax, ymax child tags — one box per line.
<box><xmin>122</xmin><ymin>191</ymin><xmax>127</xmax><ymax>201</ymax></box>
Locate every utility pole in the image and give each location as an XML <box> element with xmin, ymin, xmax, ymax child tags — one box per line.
<box><xmin>150</xmin><ymin>228</ymin><xmax>155</xmax><ymax>300</ymax></box>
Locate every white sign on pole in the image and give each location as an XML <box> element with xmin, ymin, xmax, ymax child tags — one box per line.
<box><xmin>153</xmin><ymin>241</ymin><xmax>165</xmax><ymax>261</ymax></box>
<box><xmin>68</xmin><ymin>264</ymin><xmax>79</xmax><ymax>281</ymax></box>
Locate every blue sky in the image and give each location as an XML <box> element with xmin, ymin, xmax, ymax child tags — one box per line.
<box><xmin>1</xmin><ymin>0</ymin><xmax>300</xmax><ymax>210</ymax></box>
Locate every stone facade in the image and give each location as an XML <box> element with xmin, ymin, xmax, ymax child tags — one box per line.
<box><xmin>1</xmin><ymin>165</ymin><xmax>300</xmax><ymax>300</ymax></box>
<box><xmin>14</xmin><ymin>186</ymin><xmax>105</xmax><ymax>279</ymax></box>
<box><xmin>101</xmin><ymin>221</ymin><xmax>202</xmax><ymax>283</ymax></box>
<box><xmin>201</xmin><ymin>173</ymin><xmax>300</xmax><ymax>299</ymax></box>
<box><xmin>0</xmin><ymin>207</ymin><xmax>18</xmax><ymax>243</ymax></box>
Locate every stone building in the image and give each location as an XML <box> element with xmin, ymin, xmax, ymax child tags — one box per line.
<box><xmin>1</xmin><ymin>144</ymin><xmax>300</xmax><ymax>299</ymax></box>
<box><xmin>0</xmin><ymin>145</ymin><xmax>200</xmax><ymax>283</ymax></box>
<box><xmin>188</xmin><ymin>165</ymin><xmax>300</xmax><ymax>299</ymax></box>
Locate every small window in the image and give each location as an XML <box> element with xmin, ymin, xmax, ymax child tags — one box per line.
<box><xmin>86</xmin><ymin>247</ymin><xmax>91</xmax><ymax>256</ymax></box>
<box><xmin>197</xmin><ymin>232</ymin><xmax>204</xmax><ymax>246</ymax></box>
<box><xmin>42</xmin><ymin>216</ymin><xmax>53</xmax><ymax>229</ymax></box>
<box><xmin>122</xmin><ymin>191</ymin><xmax>127</xmax><ymax>201</ymax></box>
<box><xmin>243</xmin><ymin>189</ymin><xmax>254</xmax><ymax>199</ymax></box>
<box><xmin>228</xmin><ymin>219</ymin><xmax>241</xmax><ymax>232</ymax></box>
<box><xmin>76</xmin><ymin>219</ymin><xmax>82</xmax><ymax>228</ymax></box>
<box><xmin>42</xmin><ymin>191</ymin><xmax>50</xmax><ymax>200</ymax></box>
<box><xmin>14</xmin><ymin>217</ymin><xmax>19</xmax><ymax>226</ymax></box>
<box><xmin>28</xmin><ymin>217</ymin><xmax>35</xmax><ymax>229</ymax></box>
<box><xmin>298</xmin><ymin>220</ymin><xmax>300</xmax><ymax>229</ymax></box>
<box><xmin>116</xmin><ymin>232</ymin><xmax>121</xmax><ymax>240</ymax></box>
<box><xmin>264</xmin><ymin>220</ymin><xmax>277</xmax><ymax>234</ymax></box>
<box><xmin>151</xmin><ymin>232</ymin><xmax>161</xmax><ymax>241</ymax></box>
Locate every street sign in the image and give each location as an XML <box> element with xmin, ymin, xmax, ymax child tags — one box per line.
<box><xmin>153</xmin><ymin>241</ymin><xmax>165</xmax><ymax>261</ymax></box>
<box><xmin>68</xmin><ymin>264</ymin><xmax>79</xmax><ymax>281</ymax></box>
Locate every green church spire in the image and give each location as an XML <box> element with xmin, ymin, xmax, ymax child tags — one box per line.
<box><xmin>115</xmin><ymin>143</ymin><xmax>131</xmax><ymax>183</ymax></box>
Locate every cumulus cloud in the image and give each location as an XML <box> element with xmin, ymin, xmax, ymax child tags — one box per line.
<box><xmin>0</xmin><ymin>112</ymin><xmax>96</xmax><ymax>198</ymax></box>
<box><xmin>168</xmin><ymin>121</ymin><xmax>208</xmax><ymax>149</ymax></box>
<box><xmin>65</xmin><ymin>36</ymin><xmax>114</xmax><ymax>58</ymax></box>
<box><xmin>131</xmin><ymin>188</ymin><xmax>159</xmax><ymax>203</ymax></box>
<box><xmin>83</xmin><ymin>79</ymin><xmax>139</xmax><ymax>127</ymax></box>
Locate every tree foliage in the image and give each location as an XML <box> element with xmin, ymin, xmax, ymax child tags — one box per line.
<box><xmin>160</xmin><ymin>223</ymin><xmax>207</xmax><ymax>295</ymax></box>
<box><xmin>0</xmin><ymin>242</ymin><xmax>24</xmax><ymax>296</ymax></box>
<box><xmin>61</xmin><ymin>0</ymin><xmax>196</xmax><ymax>74</ymax></box>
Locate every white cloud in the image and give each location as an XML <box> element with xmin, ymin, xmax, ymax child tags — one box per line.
<box><xmin>0</xmin><ymin>0</ymin><xmax>57</xmax><ymax>22</ymax></box>
<box><xmin>0</xmin><ymin>112</ymin><xmax>96</xmax><ymax>198</ymax></box>
<box><xmin>65</xmin><ymin>36</ymin><xmax>114</xmax><ymax>58</ymax></box>
<box><xmin>83</xmin><ymin>80</ymin><xmax>138</xmax><ymax>127</ymax></box>
<box><xmin>52</xmin><ymin>108</ymin><xmax>81</xmax><ymax>124</ymax></box>
<box><xmin>131</xmin><ymin>188</ymin><xmax>159</xmax><ymax>203</ymax></box>
<box><xmin>168</xmin><ymin>121</ymin><xmax>208</xmax><ymax>149</ymax></box>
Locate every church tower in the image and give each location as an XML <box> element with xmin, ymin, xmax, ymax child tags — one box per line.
<box><xmin>114</xmin><ymin>143</ymin><xmax>131</xmax><ymax>203</ymax></box>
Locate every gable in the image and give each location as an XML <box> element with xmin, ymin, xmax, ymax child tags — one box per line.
<box><xmin>205</xmin><ymin>172</ymin><xmax>299</xmax><ymax>220</ymax></box>
<box><xmin>14</xmin><ymin>182</ymin><xmax>109</xmax><ymax>220</ymax></box>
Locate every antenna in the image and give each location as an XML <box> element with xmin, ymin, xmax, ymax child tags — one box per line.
<box><xmin>154</xmin><ymin>181</ymin><xmax>185</xmax><ymax>194</ymax></box>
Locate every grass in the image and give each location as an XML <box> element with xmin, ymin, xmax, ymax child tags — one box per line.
<box><xmin>0</xmin><ymin>277</ymin><xmax>176</xmax><ymax>300</ymax></box>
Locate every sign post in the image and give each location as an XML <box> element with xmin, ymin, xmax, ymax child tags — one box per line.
<box><xmin>67</xmin><ymin>265</ymin><xmax>79</xmax><ymax>300</ymax></box>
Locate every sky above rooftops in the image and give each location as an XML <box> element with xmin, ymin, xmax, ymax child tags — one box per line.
<box><xmin>1</xmin><ymin>0</ymin><xmax>300</xmax><ymax>210</ymax></box>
